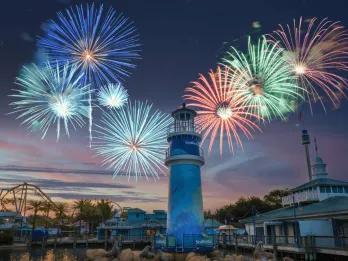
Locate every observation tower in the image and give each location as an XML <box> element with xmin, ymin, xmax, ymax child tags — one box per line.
<box><xmin>165</xmin><ymin>103</ymin><xmax>205</xmax><ymax>249</ymax></box>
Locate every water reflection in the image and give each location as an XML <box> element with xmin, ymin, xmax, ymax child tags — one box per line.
<box><xmin>0</xmin><ymin>248</ymin><xmax>86</xmax><ymax>261</ymax></box>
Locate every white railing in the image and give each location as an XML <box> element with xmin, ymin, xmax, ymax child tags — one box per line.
<box><xmin>167</xmin><ymin>122</ymin><xmax>202</xmax><ymax>136</ymax></box>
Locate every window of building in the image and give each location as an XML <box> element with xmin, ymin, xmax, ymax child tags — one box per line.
<box><xmin>320</xmin><ymin>186</ymin><xmax>331</xmax><ymax>193</ymax></box>
<box><xmin>337</xmin><ymin>186</ymin><xmax>343</xmax><ymax>193</ymax></box>
<box><xmin>332</xmin><ymin>186</ymin><xmax>338</xmax><ymax>193</ymax></box>
<box><xmin>345</xmin><ymin>186</ymin><xmax>348</xmax><ymax>193</ymax></box>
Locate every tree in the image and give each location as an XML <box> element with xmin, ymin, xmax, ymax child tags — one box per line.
<box><xmin>96</xmin><ymin>199</ymin><xmax>113</xmax><ymax>224</ymax></box>
<box><xmin>73</xmin><ymin>199</ymin><xmax>96</xmax><ymax>234</ymax></box>
<box><xmin>264</xmin><ymin>189</ymin><xmax>289</xmax><ymax>208</ymax></box>
<box><xmin>41</xmin><ymin>201</ymin><xmax>52</xmax><ymax>228</ymax></box>
<box><xmin>27</xmin><ymin>200</ymin><xmax>43</xmax><ymax>235</ymax></box>
<box><xmin>54</xmin><ymin>202</ymin><xmax>68</xmax><ymax>222</ymax></box>
<box><xmin>211</xmin><ymin>189</ymin><xmax>289</xmax><ymax>224</ymax></box>
<box><xmin>54</xmin><ymin>202</ymin><xmax>68</xmax><ymax>237</ymax></box>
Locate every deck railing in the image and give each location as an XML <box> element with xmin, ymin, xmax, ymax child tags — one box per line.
<box><xmin>219</xmin><ymin>234</ymin><xmax>348</xmax><ymax>251</ymax></box>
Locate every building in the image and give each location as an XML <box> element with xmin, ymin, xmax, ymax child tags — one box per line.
<box><xmin>97</xmin><ymin>208</ymin><xmax>167</xmax><ymax>240</ymax></box>
<box><xmin>240</xmin><ymin>136</ymin><xmax>348</xmax><ymax>257</ymax></box>
<box><xmin>0</xmin><ymin>211</ymin><xmax>28</xmax><ymax>230</ymax></box>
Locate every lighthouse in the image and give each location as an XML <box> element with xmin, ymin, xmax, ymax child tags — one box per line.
<box><xmin>165</xmin><ymin>103</ymin><xmax>205</xmax><ymax>248</ymax></box>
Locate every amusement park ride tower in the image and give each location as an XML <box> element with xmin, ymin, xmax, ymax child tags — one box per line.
<box><xmin>165</xmin><ymin>103</ymin><xmax>205</xmax><ymax>247</ymax></box>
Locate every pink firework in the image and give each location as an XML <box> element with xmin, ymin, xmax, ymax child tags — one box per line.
<box><xmin>184</xmin><ymin>66</ymin><xmax>261</xmax><ymax>155</ymax></box>
<box><xmin>268</xmin><ymin>17</ymin><xmax>348</xmax><ymax>110</ymax></box>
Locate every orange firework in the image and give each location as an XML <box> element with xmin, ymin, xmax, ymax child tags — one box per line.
<box><xmin>184</xmin><ymin>66</ymin><xmax>261</xmax><ymax>155</ymax></box>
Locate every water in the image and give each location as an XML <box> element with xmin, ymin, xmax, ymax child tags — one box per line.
<box><xmin>0</xmin><ymin>248</ymin><xmax>87</xmax><ymax>261</ymax></box>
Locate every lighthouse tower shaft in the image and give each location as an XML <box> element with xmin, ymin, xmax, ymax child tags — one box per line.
<box><xmin>165</xmin><ymin>104</ymin><xmax>205</xmax><ymax>243</ymax></box>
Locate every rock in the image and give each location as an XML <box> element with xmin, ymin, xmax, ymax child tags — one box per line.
<box><xmin>283</xmin><ymin>258</ymin><xmax>294</xmax><ymax>261</ymax></box>
<box><xmin>185</xmin><ymin>252</ymin><xmax>211</xmax><ymax>261</ymax></box>
<box><xmin>86</xmin><ymin>249</ymin><xmax>108</xmax><ymax>260</ymax></box>
<box><xmin>140</xmin><ymin>245</ymin><xmax>156</xmax><ymax>259</ymax></box>
<box><xmin>223</xmin><ymin>254</ymin><xmax>234</xmax><ymax>261</ymax></box>
<box><xmin>185</xmin><ymin>252</ymin><xmax>196</xmax><ymax>261</ymax></box>
<box><xmin>133</xmin><ymin>251</ymin><xmax>142</xmax><ymax>261</ymax></box>
<box><xmin>234</xmin><ymin>255</ymin><xmax>246</xmax><ymax>261</ymax></box>
<box><xmin>223</xmin><ymin>255</ymin><xmax>250</xmax><ymax>261</ymax></box>
<box><xmin>254</xmin><ymin>252</ymin><xmax>274</xmax><ymax>260</ymax></box>
<box><xmin>208</xmin><ymin>250</ymin><xmax>223</xmax><ymax>260</ymax></box>
<box><xmin>106</xmin><ymin>241</ymin><xmax>121</xmax><ymax>258</ymax></box>
<box><xmin>119</xmin><ymin>248</ymin><xmax>134</xmax><ymax>261</ymax></box>
<box><xmin>155</xmin><ymin>250</ymin><xmax>174</xmax><ymax>261</ymax></box>
<box><xmin>94</xmin><ymin>258</ymin><xmax>112</xmax><ymax>261</ymax></box>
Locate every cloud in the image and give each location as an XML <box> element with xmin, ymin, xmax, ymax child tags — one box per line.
<box><xmin>212</xmin><ymin>155</ymin><xmax>297</xmax><ymax>195</ymax></box>
<box><xmin>0</xmin><ymin>177</ymin><xmax>133</xmax><ymax>190</ymax></box>
<box><xmin>48</xmin><ymin>192</ymin><xmax>166</xmax><ymax>203</ymax></box>
<box><xmin>0</xmin><ymin>165</ymin><xmax>113</xmax><ymax>176</ymax></box>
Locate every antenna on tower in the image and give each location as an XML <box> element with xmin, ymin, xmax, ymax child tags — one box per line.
<box><xmin>302</xmin><ymin>129</ymin><xmax>312</xmax><ymax>181</ymax></box>
<box><xmin>314</xmin><ymin>137</ymin><xmax>319</xmax><ymax>157</ymax></box>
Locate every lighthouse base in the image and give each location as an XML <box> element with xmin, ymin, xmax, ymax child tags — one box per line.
<box><xmin>154</xmin><ymin>234</ymin><xmax>216</xmax><ymax>253</ymax></box>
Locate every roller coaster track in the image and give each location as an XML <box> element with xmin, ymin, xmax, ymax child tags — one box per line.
<box><xmin>0</xmin><ymin>182</ymin><xmax>124</xmax><ymax>217</ymax></box>
<box><xmin>0</xmin><ymin>182</ymin><xmax>57</xmax><ymax>216</ymax></box>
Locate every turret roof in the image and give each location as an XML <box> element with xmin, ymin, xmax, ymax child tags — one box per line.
<box><xmin>290</xmin><ymin>178</ymin><xmax>348</xmax><ymax>192</ymax></box>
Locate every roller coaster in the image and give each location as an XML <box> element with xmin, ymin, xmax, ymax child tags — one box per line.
<box><xmin>0</xmin><ymin>182</ymin><xmax>123</xmax><ymax>217</ymax></box>
<box><xmin>0</xmin><ymin>182</ymin><xmax>57</xmax><ymax>216</ymax></box>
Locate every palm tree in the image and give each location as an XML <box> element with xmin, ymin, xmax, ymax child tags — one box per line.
<box><xmin>73</xmin><ymin>199</ymin><xmax>95</xmax><ymax>234</ymax></box>
<box><xmin>73</xmin><ymin>200</ymin><xmax>85</xmax><ymax>234</ymax></box>
<box><xmin>54</xmin><ymin>202</ymin><xmax>68</xmax><ymax>238</ymax></box>
<box><xmin>41</xmin><ymin>201</ymin><xmax>52</xmax><ymax>228</ymax></box>
<box><xmin>55</xmin><ymin>202</ymin><xmax>67</xmax><ymax>222</ymax></box>
<box><xmin>27</xmin><ymin>200</ymin><xmax>43</xmax><ymax>237</ymax></box>
<box><xmin>96</xmin><ymin>199</ymin><xmax>113</xmax><ymax>225</ymax></box>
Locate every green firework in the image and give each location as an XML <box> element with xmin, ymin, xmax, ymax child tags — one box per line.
<box><xmin>223</xmin><ymin>36</ymin><xmax>304</xmax><ymax>121</ymax></box>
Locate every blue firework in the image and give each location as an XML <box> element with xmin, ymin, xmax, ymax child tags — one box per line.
<box><xmin>97</xmin><ymin>83</ymin><xmax>128</xmax><ymax>109</ymax></box>
<box><xmin>93</xmin><ymin>101</ymin><xmax>172</xmax><ymax>181</ymax></box>
<box><xmin>11</xmin><ymin>62</ymin><xmax>91</xmax><ymax>140</ymax></box>
<box><xmin>38</xmin><ymin>3</ymin><xmax>140</xmax><ymax>84</ymax></box>
<box><xmin>38</xmin><ymin>3</ymin><xmax>140</xmax><ymax>145</ymax></box>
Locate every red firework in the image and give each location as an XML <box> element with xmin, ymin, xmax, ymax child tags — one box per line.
<box><xmin>184</xmin><ymin>66</ymin><xmax>261</xmax><ymax>155</ymax></box>
<box><xmin>268</xmin><ymin>17</ymin><xmax>348</xmax><ymax>110</ymax></box>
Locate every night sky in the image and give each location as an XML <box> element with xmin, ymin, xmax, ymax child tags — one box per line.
<box><xmin>0</xmin><ymin>0</ymin><xmax>348</xmax><ymax>211</ymax></box>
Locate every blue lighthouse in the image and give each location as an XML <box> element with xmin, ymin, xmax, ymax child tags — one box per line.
<box><xmin>165</xmin><ymin>103</ymin><xmax>205</xmax><ymax>248</ymax></box>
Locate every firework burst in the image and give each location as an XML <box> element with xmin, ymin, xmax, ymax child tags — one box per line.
<box><xmin>38</xmin><ymin>3</ymin><xmax>140</xmax><ymax>144</ymax></box>
<box><xmin>268</xmin><ymin>17</ymin><xmax>348</xmax><ymax>110</ymax></box>
<box><xmin>97</xmin><ymin>83</ymin><xmax>128</xmax><ymax>109</ymax></box>
<box><xmin>11</xmin><ymin>62</ymin><xmax>90</xmax><ymax>139</ymax></box>
<box><xmin>38</xmin><ymin>3</ymin><xmax>140</xmax><ymax>84</ymax></box>
<box><xmin>223</xmin><ymin>36</ymin><xmax>303</xmax><ymax>120</ymax></box>
<box><xmin>184</xmin><ymin>66</ymin><xmax>261</xmax><ymax>155</ymax></box>
<box><xmin>94</xmin><ymin>101</ymin><xmax>172</xmax><ymax>180</ymax></box>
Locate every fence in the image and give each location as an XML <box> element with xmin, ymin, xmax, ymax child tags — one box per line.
<box><xmin>219</xmin><ymin>234</ymin><xmax>348</xmax><ymax>251</ymax></box>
